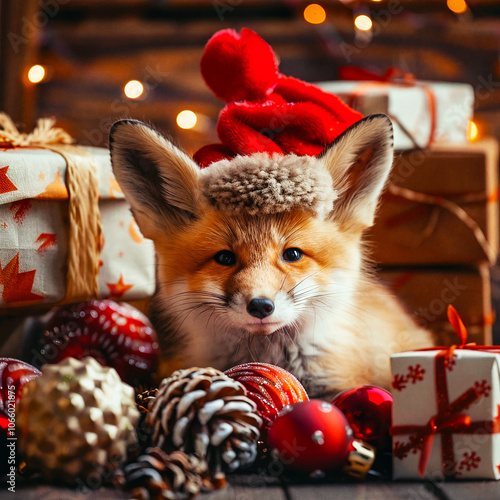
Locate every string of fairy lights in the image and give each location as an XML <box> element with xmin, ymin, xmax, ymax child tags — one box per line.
<box><xmin>25</xmin><ymin>0</ymin><xmax>475</xmax><ymax>137</ymax></box>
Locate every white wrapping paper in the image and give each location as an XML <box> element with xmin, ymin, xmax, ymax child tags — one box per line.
<box><xmin>0</xmin><ymin>146</ymin><xmax>155</xmax><ymax>309</ymax></box>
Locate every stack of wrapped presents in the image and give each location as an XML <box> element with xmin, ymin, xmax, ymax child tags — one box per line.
<box><xmin>0</xmin><ymin>116</ymin><xmax>156</xmax><ymax>342</ymax></box>
<box><xmin>322</xmin><ymin>74</ymin><xmax>500</xmax><ymax>482</ymax></box>
<box><xmin>321</xmin><ymin>76</ymin><xmax>499</xmax><ymax>346</ymax></box>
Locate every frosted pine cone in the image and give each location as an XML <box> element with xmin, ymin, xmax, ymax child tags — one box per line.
<box><xmin>145</xmin><ymin>367</ymin><xmax>262</xmax><ymax>472</ymax></box>
<box><xmin>116</xmin><ymin>447</ymin><xmax>211</xmax><ymax>500</ymax></box>
<box><xmin>17</xmin><ymin>356</ymin><xmax>140</xmax><ymax>485</ymax></box>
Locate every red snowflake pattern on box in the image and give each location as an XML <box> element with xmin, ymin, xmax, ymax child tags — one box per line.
<box><xmin>473</xmin><ymin>380</ymin><xmax>491</xmax><ymax>397</ymax></box>
<box><xmin>445</xmin><ymin>355</ymin><xmax>456</xmax><ymax>372</ymax></box>
<box><xmin>393</xmin><ymin>437</ymin><xmax>424</xmax><ymax>460</ymax></box>
<box><xmin>392</xmin><ymin>364</ymin><xmax>426</xmax><ymax>391</ymax></box>
<box><xmin>458</xmin><ymin>451</ymin><xmax>481</xmax><ymax>472</ymax></box>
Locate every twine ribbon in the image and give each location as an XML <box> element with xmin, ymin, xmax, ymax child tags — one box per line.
<box><xmin>0</xmin><ymin>113</ymin><xmax>102</xmax><ymax>302</ymax></box>
<box><xmin>339</xmin><ymin>66</ymin><xmax>437</xmax><ymax>149</ymax></box>
<box><xmin>386</xmin><ymin>183</ymin><xmax>497</xmax><ymax>265</ymax></box>
<box><xmin>391</xmin><ymin>305</ymin><xmax>500</xmax><ymax>477</ymax></box>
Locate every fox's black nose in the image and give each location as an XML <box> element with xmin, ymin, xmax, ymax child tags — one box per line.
<box><xmin>247</xmin><ymin>298</ymin><xmax>275</xmax><ymax>319</ymax></box>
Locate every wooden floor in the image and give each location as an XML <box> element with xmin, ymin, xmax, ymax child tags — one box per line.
<box><xmin>2</xmin><ymin>475</ymin><xmax>499</xmax><ymax>500</ymax></box>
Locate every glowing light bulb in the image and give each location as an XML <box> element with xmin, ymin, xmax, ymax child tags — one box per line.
<box><xmin>304</xmin><ymin>4</ymin><xmax>327</xmax><ymax>25</ymax></box>
<box><xmin>354</xmin><ymin>15</ymin><xmax>373</xmax><ymax>31</ymax></box>
<box><xmin>124</xmin><ymin>80</ymin><xmax>144</xmax><ymax>99</ymax></box>
<box><xmin>447</xmin><ymin>0</ymin><xmax>468</xmax><ymax>14</ymax></box>
<box><xmin>176</xmin><ymin>110</ymin><xmax>197</xmax><ymax>130</ymax></box>
<box><xmin>28</xmin><ymin>65</ymin><xmax>45</xmax><ymax>83</ymax></box>
<box><xmin>468</xmin><ymin>120</ymin><xmax>478</xmax><ymax>142</ymax></box>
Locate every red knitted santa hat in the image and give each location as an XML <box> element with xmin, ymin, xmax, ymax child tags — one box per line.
<box><xmin>193</xmin><ymin>28</ymin><xmax>363</xmax><ymax>167</ymax></box>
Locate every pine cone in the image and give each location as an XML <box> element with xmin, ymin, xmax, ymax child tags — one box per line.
<box><xmin>137</xmin><ymin>388</ymin><xmax>159</xmax><ymax>414</ymax></box>
<box><xmin>136</xmin><ymin>389</ymin><xmax>159</xmax><ymax>453</ymax></box>
<box><xmin>17</xmin><ymin>356</ymin><xmax>139</xmax><ymax>485</ymax></box>
<box><xmin>116</xmin><ymin>447</ymin><xmax>212</xmax><ymax>500</ymax></box>
<box><xmin>145</xmin><ymin>367</ymin><xmax>262</xmax><ymax>473</ymax></box>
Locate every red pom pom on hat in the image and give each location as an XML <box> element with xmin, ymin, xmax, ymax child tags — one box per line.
<box><xmin>195</xmin><ymin>28</ymin><xmax>363</xmax><ymax>167</ymax></box>
<box><xmin>200</xmin><ymin>28</ymin><xmax>279</xmax><ymax>103</ymax></box>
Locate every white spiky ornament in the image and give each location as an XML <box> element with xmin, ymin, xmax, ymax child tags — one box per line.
<box><xmin>17</xmin><ymin>356</ymin><xmax>140</xmax><ymax>485</ymax></box>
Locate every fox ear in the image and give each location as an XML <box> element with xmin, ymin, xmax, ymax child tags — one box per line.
<box><xmin>320</xmin><ymin>114</ymin><xmax>394</xmax><ymax>231</ymax></box>
<box><xmin>109</xmin><ymin>120</ymin><xmax>201</xmax><ymax>240</ymax></box>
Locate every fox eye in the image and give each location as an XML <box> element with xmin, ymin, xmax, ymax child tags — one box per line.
<box><xmin>214</xmin><ymin>250</ymin><xmax>236</xmax><ymax>266</ymax></box>
<box><xmin>282</xmin><ymin>248</ymin><xmax>303</xmax><ymax>262</ymax></box>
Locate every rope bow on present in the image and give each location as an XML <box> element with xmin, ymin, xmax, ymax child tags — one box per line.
<box><xmin>0</xmin><ymin>113</ymin><xmax>102</xmax><ymax>303</ymax></box>
<box><xmin>385</xmin><ymin>183</ymin><xmax>498</xmax><ymax>265</ymax></box>
<box><xmin>391</xmin><ymin>305</ymin><xmax>500</xmax><ymax>478</ymax></box>
<box><xmin>0</xmin><ymin>112</ymin><xmax>73</xmax><ymax>147</ymax></box>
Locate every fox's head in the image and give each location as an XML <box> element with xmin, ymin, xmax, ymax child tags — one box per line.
<box><xmin>109</xmin><ymin>115</ymin><xmax>394</xmax><ymax>364</ymax></box>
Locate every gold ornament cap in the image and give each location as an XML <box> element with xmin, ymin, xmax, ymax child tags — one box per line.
<box><xmin>343</xmin><ymin>439</ymin><xmax>376</xmax><ymax>479</ymax></box>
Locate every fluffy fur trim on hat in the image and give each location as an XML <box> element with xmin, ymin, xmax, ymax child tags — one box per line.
<box><xmin>200</xmin><ymin>153</ymin><xmax>338</xmax><ymax>218</ymax></box>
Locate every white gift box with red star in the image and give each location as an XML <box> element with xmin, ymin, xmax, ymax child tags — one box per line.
<box><xmin>0</xmin><ymin>146</ymin><xmax>155</xmax><ymax>309</ymax></box>
<box><xmin>391</xmin><ymin>347</ymin><xmax>500</xmax><ymax>480</ymax></box>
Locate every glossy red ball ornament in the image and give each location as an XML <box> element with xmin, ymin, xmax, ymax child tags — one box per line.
<box><xmin>0</xmin><ymin>358</ymin><xmax>40</xmax><ymax>476</ymax></box>
<box><xmin>0</xmin><ymin>408</ymin><xmax>9</xmax><ymax>433</ymax></box>
<box><xmin>268</xmin><ymin>400</ymin><xmax>353</xmax><ymax>472</ymax></box>
<box><xmin>331</xmin><ymin>385</ymin><xmax>393</xmax><ymax>451</ymax></box>
<box><xmin>0</xmin><ymin>357</ymin><xmax>41</xmax><ymax>415</ymax></box>
<box><xmin>224</xmin><ymin>362</ymin><xmax>308</xmax><ymax>429</ymax></box>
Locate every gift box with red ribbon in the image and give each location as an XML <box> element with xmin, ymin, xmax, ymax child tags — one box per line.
<box><xmin>390</xmin><ymin>306</ymin><xmax>500</xmax><ymax>480</ymax></box>
<box><xmin>318</xmin><ymin>68</ymin><xmax>474</xmax><ymax>151</ymax></box>
<box><xmin>0</xmin><ymin>114</ymin><xmax>155</xmax><ymax>312</ymax></box>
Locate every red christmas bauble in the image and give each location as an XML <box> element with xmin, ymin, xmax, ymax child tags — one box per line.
<box><xmin>0</xmin><ymin>408</ymin><xmax>9</xmax><ymax>433</ymax></box>
<box><xmin>268</xmin><ymin>400</ymin><xmax>353</xmax><ymax>472</ymax></box>
<box><xmin>0</xmin><ymin>358</ymin><xmax>40</xmax><ymax>476</ymax></box>
<box><xmin>224</xmin><ymin>362</ymin><xmax>308</xmax><ymax>429</ymax></box>
<box><xmin>0</xmin><ymin>357</ymin><xmax>41</xmax><ymax>414</ymax></box>
<box><xmin>331</xmin><ymin>385</ymin><xmax>393</xmax><ymax>451</ymax></box>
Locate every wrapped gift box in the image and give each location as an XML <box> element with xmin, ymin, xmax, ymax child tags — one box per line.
<box><xmin>368</xmin><ymin>139</ymin><xmax>499</xmax><ymax>266</ymax></box>
<box><xmin>391</xmin><ymin>347</ymin><xmax>500</xmax><ymax>480</ymax></box>
<box><xmin>0</xmin><ymin>145</ymin><xmax>155</xmax><ymax>310</ymax></box>
<box><xmin>379</xmin><ymin>265</ymin><xmax>492</xmax><ymax>346</ymax></box>
<box><xmin>317</xmin><ymin>80</ymin><xmax>474</xmax><ymax>150</ymax></box>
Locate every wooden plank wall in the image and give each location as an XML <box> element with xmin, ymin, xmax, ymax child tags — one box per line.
<box><xmin>4</xmin><ymin>0</ymin><xmax>498</xmax><ymax>152</ymax></box>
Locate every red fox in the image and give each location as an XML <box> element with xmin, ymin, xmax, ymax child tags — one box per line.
<box><xmin>109</xmin><ymin>114</ymin><xmax>433</xmax><ymax>397</ymax></box>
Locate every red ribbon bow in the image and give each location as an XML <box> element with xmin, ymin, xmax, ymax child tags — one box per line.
<box><xmin>391</xmin><ymin>305</ymin><xmax>500</xmax><ymax>477</ymax></box>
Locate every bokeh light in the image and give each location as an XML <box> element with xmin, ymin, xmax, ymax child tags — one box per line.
<box><xmin>124</xmin><ymin>80</ymin><xmax>144</xmax><ymax>99</ymax></box>
<box><xmin>304</xmin><ymin>4</ymin><xmax>327</xmax><ymax>25</ymax></box>
<box><xmin>176</xmin><ymin>110</ymin><xmax>198</xmax><ymax>130</ymax></box>
<box><xmin>447</xmin><ymin>0</ymin><xmax>468</xmax><ymax>14</ymax></box>
<box><xmin>468</xmin><ymin>120</ymin><xmax>478</xmax><ymax>141</ymax></box>
<box><xmin>354</xmin><ymin>15</ymin><xmax>373</xmax><ymax>31</ymax></box>
<box><xmin>28</xmin><ymin>65</ymin><xmax>46</xmax><ymax>83</ymax></box>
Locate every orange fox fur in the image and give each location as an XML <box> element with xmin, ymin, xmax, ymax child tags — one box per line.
<box><xmin>110</xmin><ymin>115</ymin><xmax>434</xmax><ymax>397</ymax></box>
